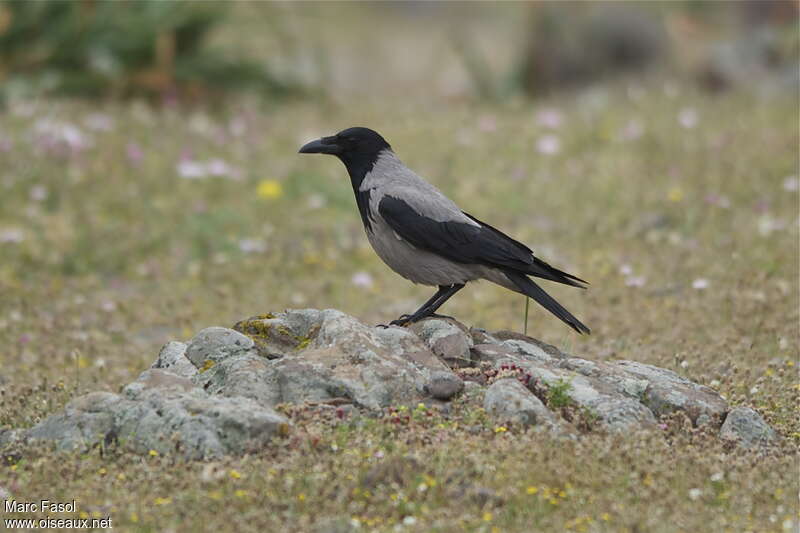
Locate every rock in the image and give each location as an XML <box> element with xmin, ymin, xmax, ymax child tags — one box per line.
<box><xmin>486</xmin><ymin>355</ymin><xmax>657</xmax><ymax>431</ymax></box>
<box><xmin>151</xmin><ymin>341</ymin><xmax>197</xmax><ymax>378</ymax></box>
<box><xmin>199</xmin><ymin>309</ymin><xmax>447</xmax><ymax>410</ymax></box>
<box><xmin>26</xmin><ymin>388</ymin><xmax>288</xmax><ymax>459</ymax></box>
<box><xmin>26</xmin><ymin>392</ymin><xmax>123</xmax><ymax>452</ymax></box>
<box><xmin>484</xmin><ymin>379</ymin><xmax>558</xmax><ymax>429</ymax></box>
<box><xmin>195</xmin><ymin>354</ymin><xmax>279</xmax><ymax>406</ymax></box>
<box><xmin>611</xmin><ymin>361</ymin><xmax>728</xmax><ymax>426</ymax></box>
<box><xmin>122</xmin><ymin>369</ymin><xmax>196</xmax><ymax>399</ymax></box>
<box><xmin>425</xmin><ymin>371</ymin><xmax>464</xmax><ymax>401</ymax></box>
<box><xmin>0</xmin><ymin>428</ymin><xmax>21</xmax><ymax>448</ymax></box>
<box><xmin>719</xmin><ymin>407</ymin><xmax>777</xmax><ymax>450</ymax></box>
<box><xmin>185</xmin><ymin>327</ymin><xmax>255</xmax><ymax>368</ymax></box>
<box><xmin>471</xmin><ymin>343</ymin><xmax>524</xmax><ymax>366</ymax></box>
<box><xmin>5</xmin><ymin>308</ymin><xmax>777</xmax><ymax>459</ymax></box>
<box><xmin>233</xmin><ymin>312</ymin><xmax>317</xmax><ymax>359</ymax></box>
<box><xmin>411</xmin><ymin>318</ymin><xmax>473</xmax><ymax>368</ymax></box>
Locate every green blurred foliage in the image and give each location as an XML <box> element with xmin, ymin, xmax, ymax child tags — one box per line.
<box><xmin>0</xmin><ymin>0</ymin><xmax>301</xmax><ymax>102</ymax></box>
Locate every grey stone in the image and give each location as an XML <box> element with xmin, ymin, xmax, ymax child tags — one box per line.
<box><xmin>471</xmin><ymin>343</ymin><xmax>525</xmax><ymax>366</ymax></box>
<box><xmin>611</xmin><ymin>361</ymin><xmax>728</xmax><ymax>426</ymax></box>
<box><xmin>487</xmin><ymin>357</ymin><xmax>656</xmax><ymax>431</ymax></box>
<box><xmin>195</xmin><ymin>353</ymin><xmax>279</xmax><ymax>406</ymax></box>
<box><xmin>27</xmin><ymin>388</ymin><xmax>289</xmax><ymax>459</ymax></box>
<box><xmin>151</xmin><ymin>341</ymin><xmax>197</xmax><ymax>378</ymax></box>
<box><xmin>186</xmin><ymin>327</ymin><xmax>255</xmax><ymax>368</ymax></box>
<box><xmin>425</xmin><ymin>371</ymin><xmax>465</xmax><ymax>401</ymax></box>
<box><xmin>484</xmin><ymin>379</ymin><xmax>558</xmax><ymax>428</ymax></box>
<box><xmin>26</xmin><ymin>392</ymin><xmax>123</xmax><ymax>452</ymax></box>
<box><xmin>202</xmin><ymin>310</ymin><xmax>447</xmax><ymax>410</ymax></box>
<box><xmin>411</xmin><ymin>318</ymin><xmax>473</xmax><ymax>368</ymax></box>
<box><xmin>233</xmin><ymin>312</ymin><xmax>318</xmax><ymax>359</ymax></box>
<box><xmin>122</xmin><ymin>369</ymin><xmax>197</xmax><ymax>399</ymax></box>
<box><xmin>719</xmin><ymin>407</ymin><xmax>777</xmax><ymax>450</ymax></box>
<box><xmin>8</xmin><ymin>308</ymin><xmax>777</xmax><ymax>458</ymax></box>
<box><xmin>0</xmin><ymin>428</ymin><xmax>21</xmax><ymax>448</ymax></box>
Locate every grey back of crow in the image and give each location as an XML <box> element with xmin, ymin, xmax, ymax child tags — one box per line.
<box><xmin>299</xmin><ymin>127</ymin><xmax>590</xmax><ymax>334</ymax></box>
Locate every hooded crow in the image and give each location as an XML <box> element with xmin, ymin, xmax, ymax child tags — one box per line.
<box><xmin>299</xmin><ymin>127</ymin><xmax>590</xmax><ymax>334</ymax></box>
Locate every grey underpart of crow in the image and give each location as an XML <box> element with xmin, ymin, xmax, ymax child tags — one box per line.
<box><xmin>299</xmin><ymin>127</ymin><xmax>590</xmax><ymax>334</ymax></box>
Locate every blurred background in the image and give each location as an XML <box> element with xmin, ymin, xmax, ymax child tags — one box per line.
<box><xmin>0</xmin><ymin>0</ymin><xmax>797</xmax><ymax>390</ymax></box>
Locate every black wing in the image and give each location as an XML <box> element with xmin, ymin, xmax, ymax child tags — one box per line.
<box><xmin>378</xmin><ymin>196</ymin><xmax>586</xmax><ymax>287</ymax></box>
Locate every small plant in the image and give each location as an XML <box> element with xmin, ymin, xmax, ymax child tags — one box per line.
<box><xmin>546</xmin><ymin>378</ymin><xmax>573</xmax><ymax>409</ymax></box>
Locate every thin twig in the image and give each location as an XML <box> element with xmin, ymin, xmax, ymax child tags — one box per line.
<box><xmin>524</xmin><ymin>296</ymin><xmax>530</xmax><ymax>335</ymax></box>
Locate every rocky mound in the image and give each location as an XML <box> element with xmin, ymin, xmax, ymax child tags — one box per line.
<box><xmin>0</xmin><ymin>309</ymin><xmax>778</xmax><ymax>459</ymax></box>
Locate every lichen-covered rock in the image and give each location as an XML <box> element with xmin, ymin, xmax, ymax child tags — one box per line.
<box><xmin>411</xmin><ymin>318</ymin><xmax>473</xmax><ymax>368</ymax></box>
<box><xmin>611</xmin><ymin>361</ymin><xmax>728</xmax><ymax>426</ymax></box>
<box><xmin>195</xmin><ymin>353</ymin><xmax>279</xmax><ymax>406</ymax></box>
<box><xmin>425</xmin><ymin>371</ymin><xmax>465</xmax><ymax>400</ymax></box>
<box><xmin>484</xmin><ymin>379</ymin><xmax>559</xmax><ymax>429</ymax></box>
<box><xmin>185</xmin><ymin>327</ymin><xmax>255</xmax><ymax>368</ymax></box>
<box><xmin>200</xmin><ymin>309</ymin><xmax>447</xmax><ymax>410</ymax></box>
<box><xmin>719</xmin><ymin>407</ymin><xmax>777</xmax><ymax>450</ymax></box>
<box><xmin>26</xmin><ymin>388</ymin><xmax>288</xmax><ymax>459</ymax></box>
<box><xmin>123</xmin><ymin>369</ymin><xmax>197</xmax><ymax>399</ymax></box>
<box><xmin>151</xmin><ymin>341</ymin><xmax>197</xmax><ymax>378</ymax></box>
<box><xmin>0</xmin><ymin>428</ymin><xmax>22</xmax><ymax>448</ymax></box>
<box><xmin>233</xmin><ymin>312</ymin><xmax>316</xmax><ymax>359</ymax></box>
<box><xmin>6</xmin><ymin>308</ymin><xmax>778</xmax><ymax>459</ymax></box>
<box><xmin>26</xmin><ymin>392</ymin><xmax>125</xmax><ymax>451</ymax></box>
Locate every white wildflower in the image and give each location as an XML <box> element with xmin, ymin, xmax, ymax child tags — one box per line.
<box><xmin>351</xmin><ymin>271</ymin><xmax>374</xmax><ymax>289</ymax></box>
<box><xmin>536</xmin><ymin>134</ymin><xmax>561</xmax><ymax>155</ymax></box>
<box><xmin>678</xmin><ymin>108</ymin><xmax>698</xmax><ymax>129</ymax></box>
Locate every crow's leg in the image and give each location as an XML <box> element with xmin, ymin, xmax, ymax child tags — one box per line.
<box><xmin>390</xmin><ymin>284</ymin><xmax>465</xmax><ymax>326</ymax></box>
<box><xmin>379</xmin><ymin>286</ymin><xmax>449</xmax><ymax>327</ymax></box>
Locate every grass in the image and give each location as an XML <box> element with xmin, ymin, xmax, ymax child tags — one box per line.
<box><xmin>0</xmin><ymin>80</ymin><xmax>797</xmax><ymax>531</ymax></box>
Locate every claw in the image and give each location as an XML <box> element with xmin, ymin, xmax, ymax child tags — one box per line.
<box><xmin>384</xmin><ymin>314</ymin><xmax>411</xmax><ymax>327</ymax></box>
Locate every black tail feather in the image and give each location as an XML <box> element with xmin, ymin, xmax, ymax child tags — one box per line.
<box><xmin>504</xmin><ymin>270</ymin><xmax>591</xmax><ymax>334</ymax></box>
<box><xmin>528</xmin><ymin>257</ymin><xmax>589</xmax><ymax>288</ymax></box>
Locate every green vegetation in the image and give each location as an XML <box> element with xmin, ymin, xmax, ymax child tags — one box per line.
<box><xmin>545</xmin><ymin>379</ymin><xmax>573</xmax><ymax>409</ymax></box>
<box><xmin>0</xmin><ymin>1</ymin><xmax>299</xmax><ymax>102</ymax></box>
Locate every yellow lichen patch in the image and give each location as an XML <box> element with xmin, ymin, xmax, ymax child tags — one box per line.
<box><xmin>201</xmin><ymin>359</ymin><xmax>215</xmax><ymax>372</ymax></box>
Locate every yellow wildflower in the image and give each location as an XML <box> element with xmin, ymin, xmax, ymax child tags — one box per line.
<box><xmin>527</xmin><ymin>486</ymin><xmax>539</xmax><ymax>495</ymax></box>
<box><xmin>154</xmin><ymin>497</ymin><xmax>171</xmax><ymax>506</ymax></box>
<box><xmin>256</xmin><ymin>180</ymin><xmax>283</xmax><ymax>200</ymax></box>
<box><xmin>494</xmin><ymin>426</ymin><xmax>508</xmax><ymax>433</ymax></box>
<box><xmin>483</xmin><ymin>512</ymin><xmax>493</xmax><ymax>522</ymax></box>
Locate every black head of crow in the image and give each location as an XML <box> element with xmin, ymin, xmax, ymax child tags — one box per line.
<box><xmin>299</xmin><ymin>127</ymin><xmax>590</xmax><ymax>334</ymax></box>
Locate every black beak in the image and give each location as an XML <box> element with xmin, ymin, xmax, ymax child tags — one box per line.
<box><xmin>299</xmin><ymin>136</ymin><xmax>339</xmax><ymax>155</ymax></box>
